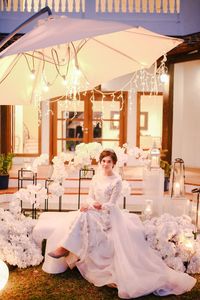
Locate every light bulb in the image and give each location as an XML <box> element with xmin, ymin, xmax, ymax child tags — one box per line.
<box><xmin>0</xmin><ymin>260</ymin><xmax>9</xmax><ymax>290</ymax></box>
<box><xmin>160</xmin><ymin>73</ymin><xmax>169</xmax><ymax>83</ymax></box>
<box><xmin>62</xmin><ymin>75</ymin><xmax>67</xmax><ymax>85</ymax></box>
<box><xmin>43</xmin><ymin>83</ymin><xmax>49</xmax><ymax>92</ymax></box>
<box><xmin>74</xmin><ymin>66</ymin><xmax>81</xmax><ymax>78</ymax></box>
<box><xmin>30</xmin><ymin>70</ymin><xmax>35</xmax><ymax>80</ymax></box>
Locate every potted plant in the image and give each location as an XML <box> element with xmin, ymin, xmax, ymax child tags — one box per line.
<box><xmin>0</xmin><ymin>153</ymin><xmax>14</xmax><ymax>189</ymax></box>
<box><xmin>160</xmin><ymin>159</ymin><xmax>171</xmax><ymax>191</ymax></box>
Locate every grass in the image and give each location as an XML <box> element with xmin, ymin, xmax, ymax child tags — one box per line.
<box><xmin>0</xmin><ymin>264</ymin><xmax>200</xmax><ymax>300</ymax></box>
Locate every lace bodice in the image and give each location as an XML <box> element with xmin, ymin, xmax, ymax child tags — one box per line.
<box><xmin>88</xmin><ymin>172</ymin><xmax>122</xmax><ymax>207</ymax></box>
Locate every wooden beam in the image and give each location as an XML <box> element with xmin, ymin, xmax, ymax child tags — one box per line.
<box><xmin>168</xmin><ymin>51</ymin><xmax>200</xmax><ymax>64</ymax></box>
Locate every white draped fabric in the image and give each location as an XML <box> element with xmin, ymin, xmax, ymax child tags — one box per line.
<box><xmin>42</xmin><ymin>172</ymin><xmax>196</xmax><ymax>299</ymax></box>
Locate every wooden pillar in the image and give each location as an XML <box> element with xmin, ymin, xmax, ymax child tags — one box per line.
<box><xmin>49</xmin><ymin>101</ymin><xmax>57</xmax><ymax>161</ymax></box>
<box><xmin>0</xmin><ymin>105</ymin><xmax>12</xmax><ymax>154</ymax></box>
<box><xmin>162</xmin><ymin>63</ymin><xmax>174</xmax><ymax>163</ymax></box>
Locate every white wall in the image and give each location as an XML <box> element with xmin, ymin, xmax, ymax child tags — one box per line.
<box><xmin>173</xmin><ymin>60</ymin><xmax>200</xmax><ymax>167</ymax></box>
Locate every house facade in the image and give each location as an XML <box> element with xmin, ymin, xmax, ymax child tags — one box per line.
<box><xmin>0</xmin><ymin>0</ymin><xmax>200</xmax><ymax>168</ymax></box>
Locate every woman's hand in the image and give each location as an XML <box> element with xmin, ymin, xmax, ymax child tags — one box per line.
<box><xmin>93</xmin><ymin>201</ymin><xmax>102</xmax><ymax>210</ymax></box>
<box><xmin>80</xmin><ymin>202</ymin><xmax>89</xmax><ymax>212</ymax></box>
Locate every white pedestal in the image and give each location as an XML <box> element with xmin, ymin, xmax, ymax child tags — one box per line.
<box><xmin>163</xmin><ymin>196</ymin><xmax>191</xmax><ymax>216</ymax></box>
<box><xmin>143</xmin><ymin>168</ymin><xmax>164</xmax><ymax>216</ymax></box>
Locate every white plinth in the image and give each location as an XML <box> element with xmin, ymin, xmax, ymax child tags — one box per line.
<box><xmin>143</xmin><ymin>168</ymin><xmax>164</xmax><ymax>216</ymax></box>
<box><xmin>163</xmin><ymin>196</ymin><xmax>191</xmax><ymax>216</ymax></box>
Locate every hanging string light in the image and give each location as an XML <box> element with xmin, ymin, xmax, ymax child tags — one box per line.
<box><xmin>22</xmin><ymin>40</ymin><xmax>169</xmax><ymax>122</ymax></box>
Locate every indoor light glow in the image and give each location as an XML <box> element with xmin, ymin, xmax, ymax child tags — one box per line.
<box><xmin>0</xmin><ymin>260</ymin><xmax>9</xmax><ymax>290</ymax></box>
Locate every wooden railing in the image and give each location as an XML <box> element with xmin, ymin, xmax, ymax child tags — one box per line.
<box><xmin>96</xmin><ymin>0</ymin><xmax>180</xmax><ymax>14</ymax></box>
<box><xmin>0</xmin><ymin>0</ymin><xmax>180</xmax><ymax>14</ymax></box>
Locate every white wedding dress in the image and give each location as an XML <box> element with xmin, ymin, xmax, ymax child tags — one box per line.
<box><xmin>43</xmin><ymin>172</ymin><xmax>196</xmax><ymax>299</ymax></box>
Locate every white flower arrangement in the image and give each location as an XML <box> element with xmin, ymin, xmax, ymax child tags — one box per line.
<box><xmin>48</xmin><ymin>181</ymin><xmax>65</xmax><ymax>198</ymax></box>
<box><xmin>48</xmin><ymin>143</ymin><xmax>149</xmax><ymax>180</ymax></box>
<box><xmin>123</xmin><ymin>143</ymin><xmax>149</xmax><ymax>166</ymax></box>
<box><xmin>74</xmin><ymin>142</ymin><xmax>103</xmax><ymax>169</ymax></box>
<box><xmin>14</xmin><ymin>184</ymin><xmax>47</xmax><ymax>209</ymax></box>
<box><xmin>51</xmin><ymin>152</ymin><xmax>72</xmax><ymax>182</ymax></box>
<box><xmin>113</xmin><ymin>145</ymin><xmax>128</xmax><ymax>167</ymax></box>
<box><xmin>143</xmin><ymin>213</ymin><xmax>200</xmax><ymax>273</ymax></box>
<box><xmin>31</xmin><ymin>153</ymin><xmax>49</xmax><ymax>173</ymax></box>
<box><xmin>0</xmin><ymin>202</ymin><xmax>43</xmax><ymax>268</ymax></box>
<box><xmin>121</xmin><ymin>180</ymin><xmax>131</xmax><ymax>197</ymax></box>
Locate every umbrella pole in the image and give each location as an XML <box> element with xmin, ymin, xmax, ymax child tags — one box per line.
<box><xmin>0</xmin><ymin>6</ymin><xmax>52</xmax><ymax>51</ymax></box>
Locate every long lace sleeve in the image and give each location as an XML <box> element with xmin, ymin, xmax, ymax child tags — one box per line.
<box><xmin>84</xmin><ymin>177</ymin><xmax>98</xmax><ymax>209</ymax></box>
<box><xmin>103</xmin><ymin>178</ymin><xmax>122</xmax><ymax>208</ymax></box>
<box><xmin>88</xmin><ymin>178</ymin><xmax>95</xmax><ymax>203</ymax></box>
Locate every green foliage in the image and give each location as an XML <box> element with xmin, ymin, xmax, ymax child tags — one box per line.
<box><xmin>160</xmin><ymin>159</ymin><xmax>171</xmax><ymax>178</ymax></box>
<box><xmin>0</xmin><ymin>153</ymin><xmax>14</xmax><ymax>175</ymax></box>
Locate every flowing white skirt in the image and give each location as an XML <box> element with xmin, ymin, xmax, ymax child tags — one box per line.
<box><xmin>43</xmin><ymin>207</ymin><xmax>196</xmax><ymax>299</ymax></box>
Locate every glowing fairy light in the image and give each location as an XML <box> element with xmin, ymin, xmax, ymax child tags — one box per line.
<box><xmin>0</xmin><ymin>260</ymin><xmax>9</xmax><ymax>290</ymax></box>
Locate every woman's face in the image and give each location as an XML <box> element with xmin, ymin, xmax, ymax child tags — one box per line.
<box><xmin>100</xmin><ymin>155</ymin><xmax>114</xmax><ymax>170</ymax></box>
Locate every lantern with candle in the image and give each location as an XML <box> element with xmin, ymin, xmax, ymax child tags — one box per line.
<box><xmin>183</xmin><ymin>232</ymin><xmax>194</xmax><ymax>252</ymax></box>
<box><xmin>150</xmin><ymin>142</ymin><xmax>160</xmax><ymax>169</ymax></box>
<box><xmin>191</xmin><ymin>188</ymin><xmax>200</xmax><ymax>239</ymax></box>
<box><xmin>182</xmin><ymin>231</ymin><xmax>195</xmax><ymax>271</ymax></box>
<box><xmin>169</xmin><ymin>158</ymin><xmax>185</xmax><ymax>198</ymax></box>
<box><xmin>0</xmin><ymin>260</ymin><xmax>9</xmax><ymax>290</ymax></box>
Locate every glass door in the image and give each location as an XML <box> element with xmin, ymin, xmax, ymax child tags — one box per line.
<box><xmin>50</xmin><ymin>91</ymin><xmax>127</xmax><ymax>157</ymax></box>
<box><xmin>91</xmin><ymin>98</ymin><xmax>121</xmax><ymax>149</ymax></box>
<box><xmin>56</xmin><ymin>98</ymin><xmax>87</xmax><ymax>153</ymax></box>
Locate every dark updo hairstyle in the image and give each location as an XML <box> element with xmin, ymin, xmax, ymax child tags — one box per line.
<box><xmin>99</xmin><ymin>149</ymin><xmax>118</xmax><ymax>165</ymax></box>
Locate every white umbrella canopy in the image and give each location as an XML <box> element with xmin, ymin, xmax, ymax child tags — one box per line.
<box><xmin>0</xmin><ymin>16</ymin><xmax>182</xmax><ymax>104</ymax></box>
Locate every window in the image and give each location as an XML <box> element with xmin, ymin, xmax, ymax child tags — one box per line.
<box><xmin>11</xmin><ymin>105</ymin><xmax>41</xmax><ymax>156</ymax></box>
<box><xmin>136</xmin><ymin>92</ymin><xmax>163</xmax><ymax>150</ymax></box>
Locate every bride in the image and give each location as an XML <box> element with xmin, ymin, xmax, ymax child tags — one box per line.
<box><xmin>45</xmin><ymin>149</ymin><xmax>196</xmax><ymax>299</ymax></box>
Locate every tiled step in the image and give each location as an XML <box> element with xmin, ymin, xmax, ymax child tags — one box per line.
<box><xmin>8</xmin><ymin>177</ymin><xmax>144</xmax><ymax>189</ymax></box>
<box><xmin>0</xmin><ymin>186</ymin><xmax>144</xmax><ymax>196</ymax></box>
<box><xmin>2</xmin><ymin>165</ymin><xmax>199</xmax><ymax>214</ymax></box>
<box><xmin>0</xmin><ymin>192</ymin><xmax>144</xmax><ymax>213</ymax></box>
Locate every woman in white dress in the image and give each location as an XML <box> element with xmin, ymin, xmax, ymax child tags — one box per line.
<box><xmin>46</xmin><ymin>149</ymin><xmax>196</xmax><ymax>299</ymax></box>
